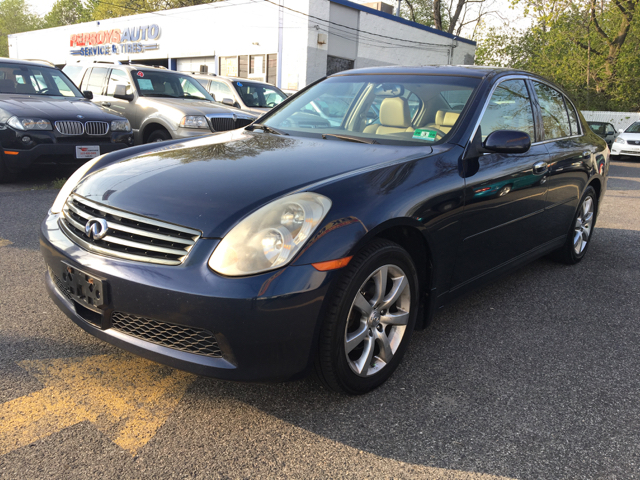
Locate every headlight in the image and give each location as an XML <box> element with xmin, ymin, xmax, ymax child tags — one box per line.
<box><xmin>50</xmin><ymin>155</ymin><xmax>104</xmax><ymax>214</ymax></box>
<box><xmin>179</xmin><ymin>115</ymin><xmax>208</xmax><ymax>129</ymax></box>
<box><xmin>614</xmin><ymin>137</ymin><xmax>626</xmax><ymax>144</ymax></box>
<box><xmin>209</xmin><ymin>192</ymin><xmax>332</xmax><ymax>276</ymax></box>
<box><xmin>110</xmin><ymin>119</ymin><xmax>131</xmax><ymax>131</ymax></box>
<box><xmin>8</xmin><ymin>116</ymin><xmax>52</xmax><ymax>130</ymax></box>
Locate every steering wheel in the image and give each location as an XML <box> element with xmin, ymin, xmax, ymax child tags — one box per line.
<box><xmin>266</xmin><ymin>101</ymin><xmax>278</xmax><ymax>108</ymax></box>
<box><xmin>39</xmin><ymin>88</ymin><xmax>51</xmax><ymax>94</ymax></box>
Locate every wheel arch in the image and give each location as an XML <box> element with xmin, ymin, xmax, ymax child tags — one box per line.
<box><xmin>347</xmin><ymin>218</ymin><xmax>436</xmax><ymax>330</ymax></box>
<box><xmin>141</xmin><ymin>121</ymin><xmax>173</xmax><ymax>143</ymax></box>
<box><xmin>587</xmin><ymin>176</ymin><xmax>602</xmax><ymax>203</ymax></box>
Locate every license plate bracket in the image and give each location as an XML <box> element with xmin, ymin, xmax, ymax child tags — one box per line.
<box><xmin>60</xmin><ymin>262</ymin><xmax>107</xmax><ymax>312</ymax></box>
<box><xmin>76</xmin><ymin>146</ymin><xmax>100</xmax><ymax>159</ymax></box>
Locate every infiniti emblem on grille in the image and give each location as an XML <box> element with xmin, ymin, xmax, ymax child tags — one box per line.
<box><xmin>85</xmin><ymin>217</ymin><xmax>109</xmax><ymax>240</ymax></box>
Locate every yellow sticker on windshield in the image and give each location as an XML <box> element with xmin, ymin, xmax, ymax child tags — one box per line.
<box><xmin>413</xmin><ymin>128</ymin><xmax>438</xmax><ymax>141</ymax></box>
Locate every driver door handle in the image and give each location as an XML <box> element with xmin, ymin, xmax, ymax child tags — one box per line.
<box><xmin>533</xmin><ymin>161</ymin><xmax>548</xmax><ymax>175</ymax></box>
<box><xmin>101</xmin><ymin>102</ymin><xmax>111</xmax><ymax>107</ymax></box>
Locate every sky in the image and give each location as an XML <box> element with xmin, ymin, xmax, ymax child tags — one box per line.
<box><xmin>27</xmin><ymin>0</ymin><xmax>531</xmax><ymax>40</ymax></box>
<box><xmin>29</xmin><ymin>0</ymin><xmax>57</xmax><ymax>16</ymax></box>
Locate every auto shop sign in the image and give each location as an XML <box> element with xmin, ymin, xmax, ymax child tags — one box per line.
<box><xmin>69</xmin><ymin>24</ymin><xmax>161</xmax><ymax>56</ymax></box>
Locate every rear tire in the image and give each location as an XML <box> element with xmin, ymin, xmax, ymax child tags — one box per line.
<box><xmin>146</xmin><ymin>128</ymin><xmax>171</xmax><ymax>143</ymax></box>
<box><xmin>315</xmin><ymin>239</ymin><xmax>419</xmax><ymax>395</ymax></box>
<box><xmin>550</xmin><ymin>186</ymin><xmax>597</xmax><ymax>265</ymax></box>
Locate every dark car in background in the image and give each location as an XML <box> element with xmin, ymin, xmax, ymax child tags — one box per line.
<box><xmin>41</xmin><ymin>66</ymin><xmax>608</xmax><ymax>394</ymax></box>
<box><xmin>0</xmin><ymin>58</ymin><xmax>133</xmax><ymax>183</ymax></box>
<box><xmin>588</xmin><ymin>121</ymin><xmax>617</xmax><ymax>146</ymax></box>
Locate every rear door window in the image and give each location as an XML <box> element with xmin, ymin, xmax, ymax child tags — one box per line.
<box><xmin>565</xmin><ymin>99</ymin><xmax>581</xmax><ymax>136</ymax></box>
<box><xmin>533</xmin><ymin>82</ymin><xmax>571</xmax><ymax>140</ymax></box>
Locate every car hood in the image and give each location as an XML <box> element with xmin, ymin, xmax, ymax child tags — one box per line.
<box><xmin>0</xmin><ymin>95</ymin><xmax>120</xmax><ymax>120</ymax></box>
<box><xmin>618</xmin><ymin>132</ymin><xmax>640</xmax><ymax>141</ymax></box>
<box><xmin>141</xmin><ymin>97</ymin><xmax>257</xmax><ymax>119</ymax></box>
<box><xmin>74</xmin><ymin>131</ymin><xmax>433</xmax><ymax>237</ymax></box>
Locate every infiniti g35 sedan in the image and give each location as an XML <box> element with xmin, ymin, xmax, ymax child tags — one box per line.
<box><xmin>40</xmin><ymin>66</ymin><xmax>609</xmax><ymax>394</ymax></box>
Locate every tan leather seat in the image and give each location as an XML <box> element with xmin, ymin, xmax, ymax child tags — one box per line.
<box><xmin>426</xmin><ymin>109</ymin><xmax>460</xmax><ymax>134</ymax></box>
<box><xmin>364</xmin><ymin>97</ymin><xmax>414</xmax><ymax>135</ymax></box>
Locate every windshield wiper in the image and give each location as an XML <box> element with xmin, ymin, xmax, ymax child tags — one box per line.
<box><xmin>322</xmin><ymin>133</ymin><xmax>378</xmax><ymax>144</ymax></box>
<box><xmin>245</xmin><ymin>123</ymin><xmax>288</xmax><ymax>135</ymax></box>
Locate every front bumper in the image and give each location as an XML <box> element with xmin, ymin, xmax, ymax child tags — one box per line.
<box><xmin>611</xmin><ymin>143</ymin><xmax>640</xmax><ymax>156</ymax></box>
<box><xmin>40</xmin><ymin>213</ymin><xmax>335</xmax><ymax>382</ymax></box>
<box><xmin>2</xmin><ymin>130</ymin><xmax>133</xmax><ymax>170</ymax></box>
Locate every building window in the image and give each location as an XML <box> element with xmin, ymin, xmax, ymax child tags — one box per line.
<box><xmin>250</xmin><ymin>55</ymin><xmax>265</xmax><ymax>75</ymax></box>
<box><xmin>219</xmin><ymin>56</ymin><xmax>238</xmax><ymax>77</ymax></box>
<box><xmin>327</xmin><ymin>55</ymin><xmax>354</xmax><ymax>76</ymax></box>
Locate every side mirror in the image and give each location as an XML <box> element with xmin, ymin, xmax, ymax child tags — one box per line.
<box><xmin>483</xmin><ymin>130</ymin><xmax>531</xmax><ymax>154</ymax></box>
<box><xmin>618</xmin><ymin>128</ymin><xmax>625</xmax><ymax>133</ymax></box>
<box><xmin>222</xmin><ymin>97</ymin><xmax>234</xmax><ymax>106</ymax></box>
<box><xmin>113</xmin><ymin>84</ymin><xmax>134</xmax><ymax>101</ymax></box>
<box><xmin>210</xmin><ymin>93</ymin><xmax>217</xmax><ymax>101</ymax></box>
<box><xmin>83</xmin><ymin>90</ymin><xmax>93</xmax><ymax>100</ymax></box>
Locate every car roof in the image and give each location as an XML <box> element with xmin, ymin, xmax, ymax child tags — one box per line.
<box><xmin>191</xmin><ymin>74</ymin><xmax>274</xmax><ymax>86</ymax></box>
<box><xmin>330</xmin><ymin>65</ymin><xmax>526</xmax><ymax>79</ymax></box>
<box><xmin>0</xmin><ymin>57</ymin><xmax>57</xmax><ymax>70</ymax></box>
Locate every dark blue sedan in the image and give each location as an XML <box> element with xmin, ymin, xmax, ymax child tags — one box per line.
<box><xmin>41</xmin><ymin>66</ymin><xmax>609</xmax><ymax>394</ymax></box>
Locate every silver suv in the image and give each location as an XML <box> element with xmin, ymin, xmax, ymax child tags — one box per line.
<box><xmin>64</xmin><ymin>62</ymin><xmax>257</xmax><ymax>144</ymax></box>
<box><xmin>189</xmin><ymin>73</ymin><xmax>288</xmax><ymax>116</ymax></box>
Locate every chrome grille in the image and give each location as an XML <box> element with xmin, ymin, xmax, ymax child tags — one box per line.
<box><xmin>211</xmin><ymin>117</ymin><xmax>234</xmax><ymax>132</ymax></box>
<box><xmin>236</xmin><ymin>118</ymin><xmax>253</xmax><ymax>128</ymax></box>
<box><xmin>55</xmin><ymin>121</ymin><xmax>84</xmax><ymax>135</ymax></box>
<box><xmin>85</xmin><ymin>121</ymin><xmax>109</xmax><ymax>136</ymax></box>
<box><xmin>111</xmin><ymin>312</ymin><xmax>223</xmax><ymax>358</ymax></box>
<box><xmin>59</xmin><ymin>194</ymin><xmax>201</xmax><ymax>266</ymax></box>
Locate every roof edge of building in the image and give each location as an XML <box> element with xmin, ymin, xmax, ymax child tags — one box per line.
<box><xmin>329</xmin><ymin>0</ymin><xmax>477</xmax><ymax>46</ymax></box>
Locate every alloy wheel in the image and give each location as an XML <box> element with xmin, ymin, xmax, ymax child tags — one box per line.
<box><xmin>573</xmin><ymin>196</ymin><xmax>594</xmax><ymax>255</ymax></box>
<box><xmin>344</xmin><ymin>264</ymin><xmax>411</xmax><ymax>377</ymax></box>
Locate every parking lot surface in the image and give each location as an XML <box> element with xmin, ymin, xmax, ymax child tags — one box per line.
<box><xmin>1</xmin><ymin>160</ymin><xmax>639</xmax><ymax>479</ymax></box>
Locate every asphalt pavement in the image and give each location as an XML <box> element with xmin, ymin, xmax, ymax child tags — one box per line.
<box><xmin>0</xmin><ymin>160</ymin><xmax>639</xmax><ymax>479</ymax></box>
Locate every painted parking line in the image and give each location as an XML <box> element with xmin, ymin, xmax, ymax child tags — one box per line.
<box><xmin>0</xmin><ymin>354</ymin><xmax>194</xmax><ymax>455</ymax></box>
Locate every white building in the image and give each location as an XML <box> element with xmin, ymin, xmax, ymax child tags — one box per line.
<box><xmin>8</xmin><ymin>0</ymin><xmax>476</xmax><ymax>90</ymax></box>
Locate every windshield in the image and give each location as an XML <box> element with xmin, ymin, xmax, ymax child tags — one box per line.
<box><xmin>0</xmin><ymin>64</ymin><xmax>82</xmax><ymax>97</ymax></box>
<box><xmin>626</xmin><ymin>122</ymin><xmax>640</xmax><ymax>133</ymax></box>
<box><xmin>262</xmin><ymin>74</ymin><xmax>480</xmax><ymax>145</ymax></box>
<box><xmin>133</xmin><ymin>70</ymin><xmax>214</xmax><ymax>100</ymax></box>
<box><xmin>232</xmin><ymin>81</ymin><xmax>287</xmax><ymax>108</ymax></box>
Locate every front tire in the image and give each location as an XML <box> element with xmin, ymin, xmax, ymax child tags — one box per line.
<box><xmin>315</xmin><ymin>239</ymin><xmax>419</xmax><ymax>395</ymax></box>
<box><xmin>146</xmin><ymin>128</ymin><xmax>171</xmax><ymax>143</ymax></box>
<box><xmin>550</xmin><ymin>186</ymin><xmax>597</xmax><ymax>265</ymax></box>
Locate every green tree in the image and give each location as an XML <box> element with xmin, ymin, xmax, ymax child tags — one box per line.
<box><xmin>0</xmin><ymin>0</ymin><xmax>41</xmax><ymax>57</ymax></box>
<box><xmin>44</xmin><ymin>0</ymin><xmax>92</xmax><ymax>28</ymax></box>
<box><xmin>89</xmin><ymin>0</ymin><xmax>217</xmax><ymax>20</ymax></box>
<box><xmin>475</xmin><ymin>0</ymin><xmax>640</xmax><ymax>111</ymax></box>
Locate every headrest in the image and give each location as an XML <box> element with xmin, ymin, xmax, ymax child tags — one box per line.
<box><xmin>434</xmin><ymin>110</ymin><xmax>449</xmax><ymax>125</ymax></box>
<box><xmin>380</xmin><ymin>97</ymin><xmax>411</xmax><ymax>128</ymax></box>
<box><xmin>442</xmin><ymin>111</ymin><xmax>460</xmax><ymax>127</ymax></box>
